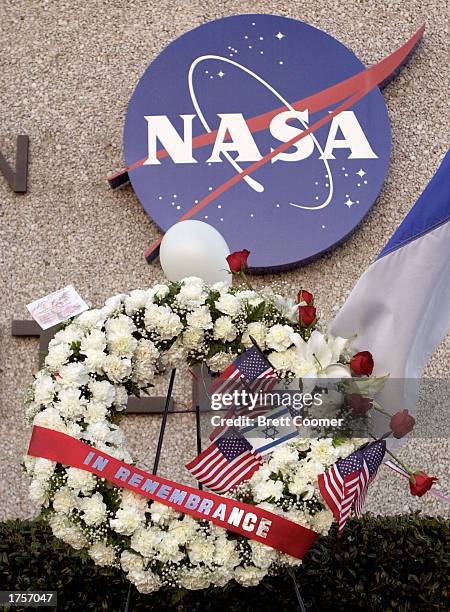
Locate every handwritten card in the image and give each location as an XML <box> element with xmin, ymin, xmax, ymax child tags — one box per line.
<box><xmin>26</xmin><ymin>285</ymin><xmax>89</xmax><ymax>329</ymax></box>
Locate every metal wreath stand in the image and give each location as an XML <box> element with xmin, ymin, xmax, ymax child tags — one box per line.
<box><xmin>124</xmin><ymin>367</ymin><xmax>307</xmax><ymax>612</ymax></box>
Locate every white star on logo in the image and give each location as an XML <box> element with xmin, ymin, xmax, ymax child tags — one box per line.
<box><xmin>217</xmin><ymin>70</ymin><xmax>225</xmax><ymax>78</ymax></box>
<box><xmin>345</xmin><ymin>198</ymin><xmax>354</xmax><ymax>208</ymax></box>
<box><xmin>356</xmin><ymin>168</ymin><xmax>366</xmax><ymax>178</ymax></box>
<box><xmin>275</xmin><ymin>31</ymin><xmax>285</xmax><ymax>40</ymax></box>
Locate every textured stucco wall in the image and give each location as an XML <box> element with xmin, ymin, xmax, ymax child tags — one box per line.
<box><xmin>0</xmin><ymin>0</ymin><xmax>448</xmax><ymax>519</ymax></box>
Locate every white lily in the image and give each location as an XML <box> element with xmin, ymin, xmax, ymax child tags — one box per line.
<box><xmin>291</xmin><ymin>331</ymin><xmax>352</xmax><ymax>382</ymax></box>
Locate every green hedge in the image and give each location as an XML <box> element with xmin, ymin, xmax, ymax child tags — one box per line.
<box><xmin>0</xmin><ymin>514</ymin><xmax>448</xmax><ymax>611</ymax></box>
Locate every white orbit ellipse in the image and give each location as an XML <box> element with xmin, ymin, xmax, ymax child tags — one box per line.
<box><xmin>188</xmin><ymin>54</ymin><xmax>334</xmax><ymax>210</ymax></box>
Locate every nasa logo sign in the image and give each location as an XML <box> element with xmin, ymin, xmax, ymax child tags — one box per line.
<box><xmin>124</xmin><ymin>14</ymin><xmax>392</xmax><ymax>271</ymax></box>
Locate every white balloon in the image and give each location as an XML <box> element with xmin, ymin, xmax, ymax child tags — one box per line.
<box><xmin>160</xmin><ymin>220</ymin><xmax>231</xmax><ymax>285</ymax></box>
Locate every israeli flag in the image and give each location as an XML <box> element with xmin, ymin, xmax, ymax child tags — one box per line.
<box><xmin>239</xmin><ymin>406</ymin><xmax>299</xmax><ymax>455</ymax></box>
<box><xmin>332</xmin><ymin>151</ymin><xmax>450</xmax><ymax>426</ymax></box>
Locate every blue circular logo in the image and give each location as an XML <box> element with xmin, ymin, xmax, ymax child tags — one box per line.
<box><xmin>124</xmin><ymin>14</ymin><xmax>391</xmax><ymax>271</ymax></box>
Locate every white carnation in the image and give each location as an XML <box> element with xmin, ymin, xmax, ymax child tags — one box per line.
<box><xmin>57</xmin><ymin>362</ymin><xmax>89</xmax><ymax>388</ymax></box>
<box><xmin>80</xmin><ymin>329</ymin><xmax>107</xmax><ymax>353</ymax></box>
<box><xmin>147</xmin><ymin>284</ymin><xmax>170</xmax><ymax>301</ymax></box>
<box><xmin>242</xmin><ymin>322</ymin><xmax>267</xmax><ymax>349</ymax></box>
<box><xmin>110</xmin><ymin>506</ymin><xmax>143</xmax><ymax>535</ymax></box>
<box><xmin>101</xmin><ymin>294</ymin><xmax>126</xmax><ymax>317</ymax></box>
<box><xmin>120</xmin><ymin>550</ymin><xmax>144</xmax><ymax>573</ymax></box>
<box><xmin>128</xmin><ymin>569</ymin><xmax>161</xmax><ymax>594</ymax></box>
<box><xmin>103</xmin><ymin>355</ymin><xmax>132</xmax><ymax>383</ymax></box>
<box><xmin>88</xmin><ymin>541</ymin><xmax>116</xmax><ymax>567</ymax></box>
<box><xmin>79</xmin><ymin>492</ymin><xmax>107</xmax><ymax>526</ymax></box>
<box><xmin>45</xmin><ymin>344</ymin><xmax>71</xmax><ymax>372</ymax></box>
<box><xmin>144</xmin><ymin>304</ymin><xmax>183</xmax><ymax>339</ymax></box>
<box><xmin>124</xmin><ymin>289</ymin><xmax>149</xmax><ymax>315</ymax></box>
<box><xmin>179</xmin><ymin>565</ymin><xmax>211</xmax><ymax>590</ymax></box>
<box><xmin>188</xmin><ymin>537</ymin><xmax>216</xmax><ymax>565</ymax></box>
<box><xmin>253</xmin><ymin>478</ymin><xmax>284</xmax><ymax>502</ymax></box>
<box><xmin>182</xmin><ymin>327</ymin><xmax>205</xmax><ymax>349</ymax></box>
<box><xmin>33</xmin><ymin>407</ymin><xmax>67</xmax><ymax>433</ymax></box>
<box><xmin>233</xmin><ymin>565</ymin><xmax>266</xmax><ymax>587</ymax></box>
<box><xmin>56</xmin><ymin>388</ymin><xmax>87</xmax><ymax>419</ymax></box>
<box><xmin>89</xmin><ymin>380</ymin><xmax>116</xmax><ymax>406</ymax></box>
<box><xmin>48</xmin><ymin>513</ymin><xmax>87</xmax><ymax>550</ymax></box>
<box><xmin>215</xmin><ymin>293</ymin><xmax>242</xmax><ymax>317</ymax></box>
<box><xmin>66</xmin><ymin>467</ymin><xmax>96</xmax><ymax>494</ymax></box>
<box><xmin>76</xmin><ymin>309</ymin><xmax>105</xmax><ymax>330</ymax></box>
<box><xmin>33</xmin><ymin>458</ymin><xmax>56</xmax><ymax>482</ymax></box>
<box><xmin>206</xmin><ymin>351</ymin><xmax>235</xmax><ymax>372</ymax></box>
<box><xmin>176</xmin><ymin>280</ymin><xmax>208</xmax><ymax>308</ymax></box>
<box><xmin>213</xmin><ymin>316</ymin><xmax>237</xmax><ymax>342</ymax></box>
<box><xmin>34</xmin><ymin>373</ymin><xmax>56</xmax><ymax>406</ymax></box>
<box><xmin>85</xmin><ymin>401</ymin><xmax>108</xmax><ymax>424</ymax></box>
<box><xmin>29</xmin><ymin>479</ymin><xmax>49</xmax><ymax>506</ymax></box>
<box><xmin>105</xmin><ymin>315</ymin><xmax>137</xmax><ymax>357</ymax></box>
<box><xmin>266</xmin><ymin>324</ymin><xmax>298</xmax><ymax>352</ymax></box>
<box><xmin>52</xmin><ymin>486</ymin><xmax>79</xmax><ymax>514</ymax></box>
<box><xmin>186</xmin><ymin>305</ymin><xmax>213</xmax><ymax>330</ymax></box>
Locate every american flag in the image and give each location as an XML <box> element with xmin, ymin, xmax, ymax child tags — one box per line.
<box><xmin>318</xmin><ymin>439</ymin><xmax>386</xmax><ymax>532</ymax></box>
<box><xmin>208</xmin><ymin>346</ymin><xmax>278</xmax><ymax>440</ymax></box>
<box><xmin>186</xmin><ymin>428</ymin><xmax>263</xmax><ymax>494</ymax></box>
<box><xmin>210</xmin><ymin>346</ymin><xmax>277</xmax><ymax>396</ymax></box>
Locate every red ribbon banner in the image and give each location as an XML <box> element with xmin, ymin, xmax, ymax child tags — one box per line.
<box><xmin>28</xmin><ymin>426</ymin><xmax>318</xmax><ymax>559</ymax></box>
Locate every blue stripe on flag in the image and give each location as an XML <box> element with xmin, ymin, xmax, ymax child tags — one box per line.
<box><xmin>378</xmin><ymin>149</ymin><xmax>450</xmax><ymax>259</ymax></box>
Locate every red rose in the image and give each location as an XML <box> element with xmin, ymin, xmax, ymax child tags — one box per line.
<box><xmin>226</xmin><ymin>249</ymin><xmax>250</xmax><ymax>273</ymax></box>
<box><xmin>350</xmin><ymin>351</ymin><xmax>374</xmax><ymax>376</ymax></box>
<box><xmin>390</xmin><ymin>409</ymin><xmax>416</xmax><ymax>438</ymax></box>
<box><xmin>297</xmin><ymin>289</ymin><xmax>313</xmax><ymax>306</ymax></box>
<box><xmin>299</xmin><ymin>305</ymin><xmax>316</xmax><ymax>326</ymax></box>
<box><xmin>346</xmin><ymin>393</ymin><xmax>373</xmax><ymax>416</ymax></box>
<box><xmin>409</xmin><ymin>471</ymin><xmax>438</xmax><ymax>497</ymax></box>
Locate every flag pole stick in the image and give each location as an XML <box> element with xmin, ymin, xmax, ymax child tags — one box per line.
<box><xmin>195</xmin><ymin>403</ymin><xmax>203</xmax><ymax>490</ymax></box>
<box><xmin>289</xmin><ymin>569</ymin><xmax>308</xmax><ymax>612</ymax></box>
<box><xmin>124</xmin><ymin>368</ymin><xmax>177</xmax><ymax>611</ymax></box>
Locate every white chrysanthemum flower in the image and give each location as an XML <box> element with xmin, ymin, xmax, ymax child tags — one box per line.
<box><xmin>65</xmin><ymin>467</ymin><xmax>96</xmax><ymax>495</ymax></box>
<box><xmin>266</xmin><ymin>324</ymin><xmax>299</xmax><ymax>352</ymax></box>
<box><xmin>79</xmin><ymin>492</ymin><xmax>107</xmax><ymax>526</ymax></box>
<box><xmin>45</xmin><ymin>343</ymin><xmax>71</xmax><ymax>372</ymax></box>
<box><xmin>186</xmin><ymin>306</ymin><xmax>213</xmax><ymax>330</ymax></box>
<box><xmin>88</xmin><ymin>541</ymin><xmax>116</xmax><ymax>567</ymax></box>
<box><xmin>213</xmin><ymin>316</ymin><xmax>237</xmax><ymax>342</ymax></box>
<box><xmin>215</xmin><ymin>293</ymin><xmax>242</xmax><ymax>317</ymax></box>
<box><xmin>89</xmin><ymin>380</ymin><xmax>116</xmax><ymax>406</ymax></box>
<box><xmin>33</xmin><ymin>372</ymin><xmax>57</xmax><ymax>406</ymax></box>
<box><xmin>103</xmin><ymin>355</ymin><xmax>132</xmax><ymax>383</ymax></box>
<box><xmin>57</xmin><ymin>362</ymin><xmax>89</xmax><ymax>388</ymax></box>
